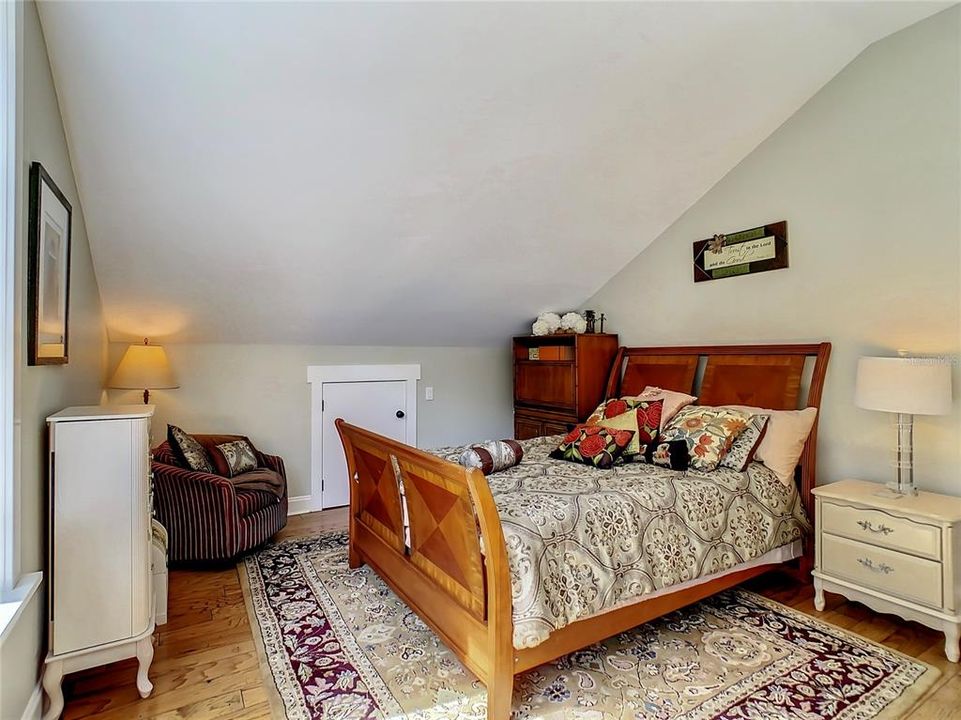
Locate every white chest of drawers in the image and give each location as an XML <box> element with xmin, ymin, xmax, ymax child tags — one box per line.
<box><xmin>41</xmin><ymin>405</ymin><xmax>157</xmax><ymax>719</ymax></box>
<box><xmin>812</xmin><ymin>479</ymin><xmax>961</xmax><ymax>662</ymax></box>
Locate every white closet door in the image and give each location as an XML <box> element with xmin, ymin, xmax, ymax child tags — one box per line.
<box><xmin>52</xmin><ymin>419</ymin><xmax>134</xmax><ymax>655</ymax></box>
<box><xmin>321</xmin><ymin>381</ymin><xmax>408</xmax><ymax>509</ymax></box>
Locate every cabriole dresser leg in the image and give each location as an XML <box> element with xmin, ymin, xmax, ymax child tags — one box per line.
<box><xmin>136</xmin><ymin>636</ymin><xmax>155</xmax><ymax>697</ymax></box>
<box><xmin>41</xmin><ymin>660</ymin><xmax>64</xmax><ymax>720</ymax></box>
<box><xmin>945</xmin><ymin>622</ymin><xmax>960</xmax><ymax>663</ymax></box>
<box><xmin>813</xmin><ymin>577</ymin><xmax>825</xmax><ymax>612</ymax></box>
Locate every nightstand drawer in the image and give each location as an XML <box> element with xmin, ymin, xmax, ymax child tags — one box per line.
<box><xmin>821</xmin><ymin>534</ymin><xmax>942</xmax><ymax>609</ymax></box>
<box><xmin>821</xmin><ymin>501</ymin><xmax>941</xmax><ymax>560</ymax></box>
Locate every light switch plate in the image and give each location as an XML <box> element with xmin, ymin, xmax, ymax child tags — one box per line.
<box><xmin>425</xmin><ymin>386</ymin><xmax>434</xmax><ymax>401</ymax></box>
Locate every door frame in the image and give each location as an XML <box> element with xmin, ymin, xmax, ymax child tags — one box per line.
<box><xmin>306</xmin><ymin>364</ymin><xmax>421</xmax><ymax>512</ymax></box>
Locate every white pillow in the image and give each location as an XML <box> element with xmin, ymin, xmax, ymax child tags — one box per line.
<box><xmin>637</xmin><ymin>386</ymin><xmax>697</xmax><ymax>431</ymax></box>
<box><xmin>723</xmin><ymin>405</ymin><xmax>818</xmax><ymax>485</ymax></box>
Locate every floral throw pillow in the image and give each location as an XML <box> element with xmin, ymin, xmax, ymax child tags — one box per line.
<box><xmin>637</xmin><ymin>386</ymin><xmax>697</xmax><ymax>430</ymax></box>
<box><xmin>719</xmin><ymin>413</ymin><xmax>770</xmax><ymax>471</ymax></box>
<box><xmin>550</xmin><ymin>425</ymin><xmax>635</xmax><ymax>470</ymax></box>
<box><xmin>168</xmin><ymin>424</ymin><xmax>213</xmax><ymax>473</ymax></box>
<box><xmin>586</xmin><ymin>397</ymin><xmax>663</xmax><ymax>430</ymax></box>
<box><xmin>595</xmin><ymin>401</ymin><xmax>663</xmax><ymax>460</ymax></box>
<box><xmin>658</xmin><ymin>406</ymin><xmax>752</xmax><ymax>472</ymax></box>
<box><xmin>214</xmin><ymin>439</ymin><xmax>259</xmax><ymax>477</ymax></box>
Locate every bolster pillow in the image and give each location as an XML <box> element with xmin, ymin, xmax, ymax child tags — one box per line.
<box><xmin>459</xmin><ymin>440</ymin><xmax>524</xmax><ymax>475</ymax></box>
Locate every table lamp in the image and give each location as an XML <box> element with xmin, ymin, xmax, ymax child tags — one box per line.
<box><xmin>109</xmin><ymin>338</ymin><xmax>179</xmax><ymax>404</ymax></box>
<box><xmin>855</xmin><ymin>355</ymin><xmax>952</xmax><ymax>496</ymax></box>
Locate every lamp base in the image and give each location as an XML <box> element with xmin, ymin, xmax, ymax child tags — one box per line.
<box><xmin>875</xmin><ymin>483</ymin><xmax>918</xmax><ymax>500</ymax></box>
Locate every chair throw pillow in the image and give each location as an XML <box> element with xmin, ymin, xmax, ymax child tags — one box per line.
<box><xmin>550</xmin><ymin>424</ymin><xmax>635</xmax><ymax>470</ymax></box>
<box><xmin>214</xmin><ymin>439</ymin><xmax>259</xmax><ymax>477</ymax></box>
<box><xmin>658</xmin><ymin>406</ymin><xmax>752</xmax><ymax>472</ymax></box>
<box><xmin>594</xmin><ymin>400</ymin><xmax>663</xmax><ymax>460</ymax></box>
<box><xmin>167</xmin><ymin>424</ymin><xmax>214</xmax><ymax>473</ymax></box>
<box><xmin>719</xmin><ymin>413</ymin><xmax>770</xmax><ymax>472</ymax></box>
<box><xmin>459</xmin><ymin>440</ymin><xmax>524</xmax><ymax>475</ymax></box>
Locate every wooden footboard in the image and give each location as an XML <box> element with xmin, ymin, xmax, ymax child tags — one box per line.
<box><xmin>335</xmin><ymin>420</ymin><xmax>515</xmax><ymax>720</ymax></box>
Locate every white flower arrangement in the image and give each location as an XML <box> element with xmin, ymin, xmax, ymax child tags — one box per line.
<box><xmin>561</xmin><ymin>312</ymin><xmax>587</xmax><ymax>334</ymax></box>
<box><xmin>532</xmin><ymin>312</ymin><xmax>562</xmax><ymax>336</ymax></box>
<box><xmin>540</xmin><ymin>312</ymin><xmax>562</xmax><ymax>333</ymax></box>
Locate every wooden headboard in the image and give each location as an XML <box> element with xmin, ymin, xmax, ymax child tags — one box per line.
<box><xmin>603</xmin><ymin>343</ymin><xmax>831</xmax><ymax>520</ymax></box>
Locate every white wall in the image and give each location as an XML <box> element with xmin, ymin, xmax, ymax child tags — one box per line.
<box><xmin>1</xmin><ymin>3</ymin><xmax>108</xmax><ymax>718</ymax></box>
<box><xmin>106</xmin><ymin>343</ymin><xmax>514</xmax><ymax>499</ymax></box>
<box><xmin>588</xmin><ymin>8</ymin><xmax>961</xmax><ymax>495</ymax></box>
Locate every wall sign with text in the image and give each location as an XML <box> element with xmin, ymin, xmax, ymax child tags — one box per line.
<box><xmin>692</xmin><ymin>221</ymin><xmax>788</xmax><ymax>283</ymax></box>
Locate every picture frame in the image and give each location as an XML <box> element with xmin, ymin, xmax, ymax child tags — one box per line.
<box><xmin>27</xmin><ymin>162</ymin><xmax>72</xmax><ymax>365</ymax></box>
<box><xmin>692</xmin><ymin>220</ymin><xmax>788</xmax><ymax>283</ymax></box>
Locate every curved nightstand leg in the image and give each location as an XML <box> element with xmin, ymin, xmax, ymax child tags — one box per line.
<box><xmin>136</xmin><ymin>636</ymin><xmax>155</xmax><ymax>698</ymax></box>
<box><xmin>41</xmin><ymin>660</ymin><xmax>64</xmax><ymax>720</ymax></box>
<box><xmin>945</xmin><ymin>622</ymin><xmax>960</xmax><ymax>663</ymax></box>
<box><xmin>813</xmin><ymin>577</ymin><xmax>825</xmax><ymax>612</ymax></box>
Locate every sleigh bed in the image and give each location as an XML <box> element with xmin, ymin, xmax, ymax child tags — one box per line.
<box><xmin>335</xmin><ymin>342</ymin><xmax>831</xmax><ymax>720</ymax></box>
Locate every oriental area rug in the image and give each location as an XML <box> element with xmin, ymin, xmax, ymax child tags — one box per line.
<box><xmin>240</xmin><ymin>532</ymin><xmax>938</xmax><ymax>720</ymax></box>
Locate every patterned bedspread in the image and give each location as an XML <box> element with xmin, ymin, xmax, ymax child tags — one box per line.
<box><xmin>431</xmin><ymin>435</ymin><xmax>809</xmax><ymax>650</ymax></box>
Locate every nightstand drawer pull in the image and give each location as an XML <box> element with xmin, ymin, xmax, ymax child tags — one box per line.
<box><xmin>857</xmin><ymin>557</ymin><xmax>894</xmax><ymax>574</ymax></box>
<box><xmin>857</xmin><ymin>520</ymin><xmax>893</xmax><ymax>535</ymax></box>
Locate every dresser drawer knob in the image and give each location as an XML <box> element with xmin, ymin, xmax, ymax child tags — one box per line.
<box><xmin>857</xmin><ymin>519</ymin><xmax>893</xmax><ymax>535</ymax></box>
<box><xmin>858</xmin><ymin>557</ymin><xmax>894</xmax><ymax>574</ymax></box>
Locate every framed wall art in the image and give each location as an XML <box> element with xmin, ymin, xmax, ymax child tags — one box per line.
<box><xmin>693</xmin><ymin>220</ymin><xmax>788</xmax><ymax>283</ymax></box>
<box><xmin>28</xmin><ymin>162</ymin><xmax>72</xmax><ymax>365</ymax></box>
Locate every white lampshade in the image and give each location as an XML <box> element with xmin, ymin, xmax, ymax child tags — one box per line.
<box><xmin>109</xmin><ymin>341</ymin><xmax>179</xmax><ymax>390</ymax></box>
<box><xmin>855</xmin><ymin>356</ymin><xmax>952</xmax><ymax>416</ymax></box>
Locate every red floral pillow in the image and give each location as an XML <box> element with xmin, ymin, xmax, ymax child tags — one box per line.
<box><xmin>549</xmin><ymin>424</ymin><xmax>635</xmax><ymax>469</ymax></box>
<box><xmin>586</xmin><ymin>397</ymin><xmax>663</xmax><ymax>432</ymax></box>
<box><xmin>594</xmin><ymin>401</ymin><xmax>663</xmax><ymax>460</ymax></box>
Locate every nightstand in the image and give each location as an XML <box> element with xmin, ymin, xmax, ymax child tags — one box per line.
<box><xmin>812</xmin><ymin>479</ymin><xmax>961</xmax><ymax>662</ymax></box>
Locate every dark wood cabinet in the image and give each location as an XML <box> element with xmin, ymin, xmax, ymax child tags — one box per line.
<box><xmin>512</xmin><ymin>333</ymin><xmax>619</xmax><ymax>440</ymax></box>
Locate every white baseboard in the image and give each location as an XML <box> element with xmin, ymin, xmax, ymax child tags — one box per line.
<box><xmin>21</xmin><ymin>682</ymin><xmax>42</xmax><ymax>720</ymax></box>
<box><xmin>287</xmin><ymin>495</ymin><xmax>315</xmax><ymax>516</ymax></box>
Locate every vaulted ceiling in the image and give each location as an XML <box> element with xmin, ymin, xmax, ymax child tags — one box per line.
<box><xmin>38</xmin><ymin>2</ymin><xmax>945</xmax><ymax>346</ymax></box>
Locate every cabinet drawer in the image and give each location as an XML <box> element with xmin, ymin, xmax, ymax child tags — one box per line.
<box><xmin>514</xmin><ymin>417</ymin><xmax>543</xmax><ymax>441</ymax></box>
<box><xmin>821</xmin><ymin>534</ymin><xmax>942</xmax><ymax>609</ymax></box>
<box><xmin>821</xmin><ymin>502</ymin><xmax>941</xmax><ymax>560</ymax></box>
<box><xmin>543</xmin><ymin>421</ymin><xmax>573</xmax><ymax>436</ymax></box>
<box><xmin>515</xmin><ymin>362</ymin><xmax>575</xmax><ymax>410</ymax></box>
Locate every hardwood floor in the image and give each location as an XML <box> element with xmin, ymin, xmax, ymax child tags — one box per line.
<box><xmin>60</xmin><ymin>508</ymin><xmax>959</xmax><ymax>719</ymax></box>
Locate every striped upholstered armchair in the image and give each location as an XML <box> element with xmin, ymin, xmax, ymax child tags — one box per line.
<box><xmin>151</xmin><ymin>436</ymin><xmax>288</xmax><ymax>563</ymax></box>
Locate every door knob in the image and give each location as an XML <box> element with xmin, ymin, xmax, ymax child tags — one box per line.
<box><xmin>396</xmin><ymin>410</ymin><xmax>405</xmax><ymax>419</ymax></box>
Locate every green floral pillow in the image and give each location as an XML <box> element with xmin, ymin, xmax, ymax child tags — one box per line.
<box><xmin>658</xmin><ymin>406</ymin><xmax>752</xmax><ymax>471</ymax></box>
<box><xmin>550</xmin><ymin>424</ymin><xmax>635</xmax><ymax>469</ymax></box>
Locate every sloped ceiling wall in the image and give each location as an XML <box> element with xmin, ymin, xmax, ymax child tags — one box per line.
<box><xmin>38</xmin><ymin>1</ymin><xmax>946</xmax><ymax>346</ymax></box>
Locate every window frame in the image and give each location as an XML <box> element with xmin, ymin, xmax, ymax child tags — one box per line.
<box><xmin>1</xmin><ymin>0</ymin><xmax>19</xmax><ymax>598</ymax></box>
